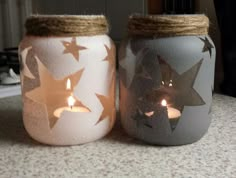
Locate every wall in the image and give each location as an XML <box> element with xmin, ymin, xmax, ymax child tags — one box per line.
<box><xmin>0</xmin><ymin>0</ymin><xmax>32</xmax><ymax>50</ymax></box>
<box><xmin>0</xmin><ymin>0</ymin><xmax>146</xmax><ymax>48</ymax></box>
<box><xmin>32</xmin><ymin>0</ymin><xmax>147</xmax><ymax>42</ymax></box>
<box><xmin>0</xmin><ymin>0</ymin><xmax>223</xmax><ymax>91</ymax></box>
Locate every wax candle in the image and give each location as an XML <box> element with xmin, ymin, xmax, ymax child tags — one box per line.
<box><xmin>54</xmin><ymin>106</ymin><xmax>89</xmax><ymax>118</ymax></box>
<box><xmin>54</xmin><ymin>95</ymin><xmax>89</xmax><ymax>118</ymax></box>
<box><xmin>161</xmin><ymin>99</ymin><xmax>181</xmax><ymax>119</ymax></box>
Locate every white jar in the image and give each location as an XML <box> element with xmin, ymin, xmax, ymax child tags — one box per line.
<box><xmin>19</xmin><ymin>15</ymin><xmax>116</xmax><ymax>145</ymax></box>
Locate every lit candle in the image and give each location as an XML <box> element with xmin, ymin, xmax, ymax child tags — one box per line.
<box><xmin>54</xmin><ymin>78</ymin><xmax>89</xmax><ymax>118</ymax></box>
<box><xmin>161</xmin><ymin>99</ymin><xmax>181</xmax><ymax>119</ymax></box>
<box><xmin>54</xmin><ymin>95</ymin><xmax>89</xmax><ymax>118</ymax></box>
<box><xmin>53</xmin><ymin>106</ymin><xmax>89</xmax><ymax>118</ymax></box>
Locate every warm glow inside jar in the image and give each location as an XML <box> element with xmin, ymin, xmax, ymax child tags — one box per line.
<box><xmin>19</xmin><ymin>15</ymin><xmax>116</xmax><ymax>145</ymax></box>
<box><xmin>119</xmin><ymin>14</ymin><xmax>216</xmax><ymax>145</ymax></box>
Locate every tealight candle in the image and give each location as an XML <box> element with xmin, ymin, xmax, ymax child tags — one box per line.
<box><xmin>161</xmin><ymin>99</ymin><xmax>181</xmax><ymax>119</ymax></box>
<box><xmin>53</xmin><ymin>106</ymin><xmax>89</xmax><ymax>118</ymax></box>
<box><xmin>54</xmin><ymin>95</ymin><xmax>89</xmax><ymax>118</ymax></box>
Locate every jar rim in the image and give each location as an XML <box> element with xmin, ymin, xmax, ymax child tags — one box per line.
<box><xmin>128</xmin><ymin>14</ymin><xmax>209</xmax><ymax>38</ymax></box>
<box><xmin>25</xmin><ymin>15</ymin><xmax>109</xmax><ymax>37</ymax></box>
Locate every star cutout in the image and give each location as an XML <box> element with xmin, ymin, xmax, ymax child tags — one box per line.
<box><xmin>20</xmin><ymin>46</ymin><xmax>35</xmax><ymax>79</ymax></box>
<box><xmin>19</xmin><ymin>38</ymin><xmax>32</xmax><ymax>52</ymax></box>
<box><xmin>128</xmin><ymin>49</ymin><xmax>161</xmax><ymax>98</ymax></box>
<box><xmin>119</xmin><ymin>43</ymin><xmax>137</xmax><ymax>88</ymax></box>
<box><xmin>104</xmin><ymin>43</ymin><xmax>116</xmax><ymax>70</ymax></box>
<box><xmin>135</xmin><ymin>64</ymin><xmax>152</xmax><ymax>80</ymax></box>
<box><xmin>132</xmin><ymin>108</ymin><xmax>152</xmax><ymax>128</ymax></box>
<box><xmin>199</xmin><ymin>37</ymin><xmax>214</xmax><ymax>58</ymax></box>
<box><xmin>155</xmin><ymin>57</ymin><xmax>206</xmax><ymax>112</ymax></box>
<box><xmin>95</xmin><ymin>73</ymin><xmax>115</xmax><ymax>125</ymax></box>
<box><xmin>26</xmin><ymin>58</ymin><xmax>89</xmax><ymax>129</ymax></box>
<box><xmin>133</xmin><ymin>98</ymin><xmax>172</xmax><ymax>134</ymax></box>
<box><xmin>62</xmin><ymin>37</ymin><xmax>87</xmax><ymax>61</ymax></box>
<box><xmin>145</xmin><ymin>57</ymin><xmax>205</xmax><ymax>131</ymax></box>
<box><xmin>21</xmin><ymin>55</ymin><xmax>41</xmax><ymax>95</ymax></box>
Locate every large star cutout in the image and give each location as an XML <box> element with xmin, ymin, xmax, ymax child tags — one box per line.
<box><xmin>26</xmin><ymin>58</ymin><xmax>90</xmax><ymax>129</ymax></box>
<box><xmin>199</xmin><ymin>37</ymin><xmax>214</xmax><ymax>58</ymax></box>
<box><xmin>95</xmin><ymin>73</ymin><xmax>115</xmax><ymax>125</ymax></box>
<box><xmin>104</xmin><ymin>43</ymin><xmax>116</xmax><ymax>70</ymax></box>
<box><xmin>153</xmin><ymin>57</ymin><xmax>206</xmax><ymax>113</ymax></box>
<box><xmin>62</xmin><ymin>37</ymin><xmax>87</xmax><ymax>62</ymax></box>
<box><xmin>143</xmin><ymin>57</ymin><xmax>205</xmax><ymax>131</ymax></box>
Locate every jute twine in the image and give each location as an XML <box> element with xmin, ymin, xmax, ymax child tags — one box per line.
<box><xmin>25</xmin><ymin>15</ymin><xmax>109</xmax><ymax>36</ymax></box>
<box><xmin>128</xmin><ymin>14</ymin><xmax>209</xmax><ymax>37</ymax></box>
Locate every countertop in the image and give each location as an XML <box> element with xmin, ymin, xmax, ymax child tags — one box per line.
<box><xmin>0</xmin><ymin>94</ymin><xmax>235</xmax><ymax>178</ymax></box>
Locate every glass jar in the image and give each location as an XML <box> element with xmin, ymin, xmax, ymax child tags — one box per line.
<box><xmin>19</xmin><ymin>15</ymin><xmax>116</xmax><ymax>145</ymax></box>
<box><xmin>119</xmin><ymin>15</ymin><xmax>215</xmax><ymax>145</ymax></box>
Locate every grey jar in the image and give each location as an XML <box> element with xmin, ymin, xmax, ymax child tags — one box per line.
<box><xmin>119</xmin><ymin>15</ymin><xmax>216</xmax><ymax>145</ymax></box>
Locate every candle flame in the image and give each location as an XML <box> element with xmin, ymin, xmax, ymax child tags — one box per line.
<box><xmin>161</xmin><ymin>99</ymin><xmax>167</xmax><ymax>107</ymax></box>
<box><xmin>66</xmin><ymin>78</ymin><xmax>71</xmax><ymax>90</ymax></box>
<box><xmin>68</xmin><ymin>95</ymin><xmax>76</xmax><ymax>109</ymax></box>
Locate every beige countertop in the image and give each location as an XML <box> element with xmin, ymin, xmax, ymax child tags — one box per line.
<box><xmin>0</xmin><ymin>94</ymin><xmax>235</xmax><ymax>178</ymax></box>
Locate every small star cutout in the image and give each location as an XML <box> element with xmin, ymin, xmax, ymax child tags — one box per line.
<box><xmin>62</xmin><ymin>37</ymin><xmax>87</xmax><ymax>61</ymax></box>
<box><xmin>26</xmin><ymin>58</ymin><xmax>90</xmax><ymax>129</ymax></box>
<box><xmin>135</xmin><ymin>65</ymin><xmax>152</xmax><ymax>80</ymax></box>
<box><xmin>20</xmin><ymin>46</ymin><xmax>35</xmax><ymax>79</ymax></box>
<box><xmin>199</xmin><ymin>37</ymin><xmax>214</xmax><ymax>58</ymax></box>
<box><xmin>119</xmin><ymin>43</ymin><xmax>137</xmax><ymax>88</ymax></box>
<box><xmin>95</xmin><ymin>74</ymin><xmax>115</xmax><ymax>125</ymax></box>
<box><xmin>128</xmin><ymin>49</ymin><xmax>161</xmax><ymax>98</ymax></box>
<box><xmin>134</xmin><ymin>99</ymin><xmax>172</xmax><ymax>133</ymax></box>
<box><xmin>104</xmin><ymin>43</ymin><xmax>116</xmax><ymax>70</ymax></box>
<box><xmin>132</xmin><ymin>109</ymin><xmax>152</xmax><ymax>128</ymax></box>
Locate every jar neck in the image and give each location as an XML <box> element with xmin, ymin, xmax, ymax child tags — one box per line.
<box><xmin>25</xmin><ymin>15</ymin><xmax>109</xmax><ymax>37</ymax></box>
<box><xmin>128</xmin><ymin>14</ymin><xmax>209</xmax><ymax>38</ymax></box>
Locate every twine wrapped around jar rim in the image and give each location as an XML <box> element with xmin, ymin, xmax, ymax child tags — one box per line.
<box><xmin>128</xmin><ymin>14</ymin><xmax>209</xmax><ymax>37</ymax></box>
<box><xmin>25</xmin><ymin>15</ymin><xmax>109</xmax><ymax>36</ymax></box>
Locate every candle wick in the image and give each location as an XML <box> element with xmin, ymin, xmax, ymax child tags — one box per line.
<box><xmin>70</xmin><ymin>105</ymin><xmax>73</xmax><ymax>110</ymax></box>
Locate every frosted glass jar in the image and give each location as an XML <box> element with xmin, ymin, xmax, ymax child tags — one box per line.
<box><xmin>19</xmin><ymin>15</ymin><xmax>116</xmax><ymax>145</ymax></box>
<box><xmin>119</xmin><ymin>15</ymin><xmax>215</xmax><ymax>145</ymax></box>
